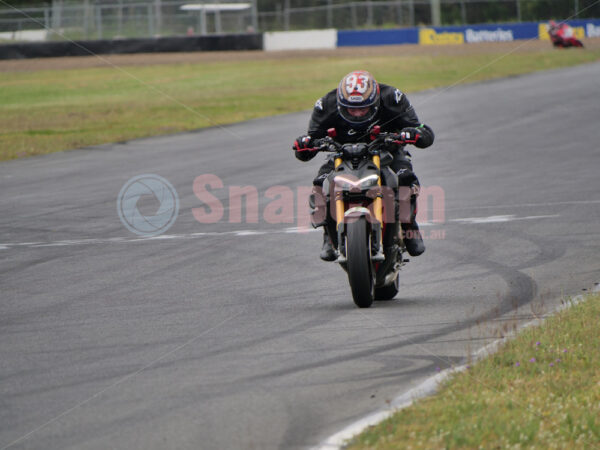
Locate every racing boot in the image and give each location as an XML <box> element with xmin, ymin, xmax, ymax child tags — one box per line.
<box><xmin>320</xmin><ymin>229</ymin><xmax>337</xmax><ymax>262</ymax></box>
<box><xmin>400</xmin><ymin>192</ymin><xmax>425</xmax><ymax>257</ymax></box>
<box><xmin>401</xmin><ymin>222</ymin><xmax>425</xmax><ymax>256</ymax></box>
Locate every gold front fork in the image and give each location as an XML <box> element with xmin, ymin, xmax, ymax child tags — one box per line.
<box><xmin>335</xmin><ymin>154</ymin><xmax>384</xmax><ymax>252</ymax></box>
<box><xmin>372</xmin><ymin>154</ymin><xmax>384</xmax><ymax>251</ymax></box>
<box><xmin>334</xmin><ymin>156</ymin><xmax>344</xmax><ymax>228</ymax></box>
<box><xmin>372</xmin><ymin>154</ymin><xmax>383</xmax><ymax>224</ymax></box>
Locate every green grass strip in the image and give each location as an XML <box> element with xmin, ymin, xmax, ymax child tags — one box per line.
<box><xmin>347</xmin><ymin>293</ymin><xmax>600</xmax><ymax>449</ymax></box>
<box><xmin>1</xmin><ymin>47</ymin><xmax>599</xmax><ymax>161</ymax></box>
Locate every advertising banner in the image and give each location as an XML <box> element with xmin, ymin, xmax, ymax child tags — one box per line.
<box><xmin>337</xmin><ymin>28</ymin><xmax>419</xmax><ymax>47</ymax></box>
<box><xmin>419</xmin><ymin>23</ymin><xmax>539</xmax><ymax>45</ymax></box>
<box><xmin>338</xmin><ymin>19</ymin><xmax>600</xmax><ymax>48</ymax></box>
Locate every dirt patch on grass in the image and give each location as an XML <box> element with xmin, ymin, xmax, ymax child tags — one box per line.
<box><xmin>1</xmin><ymin>39</ymin><xmax>598</xmax><ymax>72</ymax></box>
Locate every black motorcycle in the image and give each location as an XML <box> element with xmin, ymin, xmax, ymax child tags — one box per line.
<box><xmin>309</xmin><ymin>126</ymin><xmax>413</xmax><ymax>308</ymax></box>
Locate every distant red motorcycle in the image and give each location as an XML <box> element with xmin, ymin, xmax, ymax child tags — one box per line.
<box><xmin>548</xmin><ymin>20</ymin><xmax>584</xmax><ymax>48</ymax></box>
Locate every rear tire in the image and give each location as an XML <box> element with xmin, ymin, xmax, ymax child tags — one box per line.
<box><xmin>375</xmin><ymin>273</ymin><xmax>399</xmax><ymax>300</ymax></box>
<box><xmin>346</xmin><ymin>217</ymin><xmax>374</xmax><ymax>308</ymax></box>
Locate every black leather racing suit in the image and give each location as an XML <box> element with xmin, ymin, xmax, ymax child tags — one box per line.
<box><xmin>294</xmin><ymin>84</ymin><xmax>434</xmax><ymax>190</ymax></box>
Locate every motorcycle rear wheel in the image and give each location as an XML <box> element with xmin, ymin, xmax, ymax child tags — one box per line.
<box><xmin>346</xmin><ymin>217</ymin><xmax>375</xmax><ymax>308</ymax></box>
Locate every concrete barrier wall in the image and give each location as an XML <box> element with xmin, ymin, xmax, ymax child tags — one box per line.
<box><xmin>0</xmin><ymin>33</ymin><xmax>263</xmax><ymax>60</ymax></box>
<box><xmin>0</xmin><ymin>30</ymin><xmax>48</xmax><ymax>42</ymax></box>
<box><xmin>264</xmin><ymin>29</ymin><xmax>337</xmax><ymax>51</ymax></box>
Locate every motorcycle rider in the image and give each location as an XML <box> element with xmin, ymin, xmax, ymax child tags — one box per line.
<box><xmin>548</xmin><ymin>20</ymin><xmax>561</xmax><ymax>41</ymax></box>
<box><xmin>548</xmin><ymin>20</ymin><xmax>581</xmax><ymax>47</ymax></box>
<box><xmin>548</xmin><ymin>20</ymin><xmax>567</xmax><ymax>46</ymax></box>
<box><xmin>293</xmin><ymin>70</ymin><xmax>435</xmax><ymax>261</ymax></box>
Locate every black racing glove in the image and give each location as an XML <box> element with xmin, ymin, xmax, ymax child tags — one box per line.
<box><xmin>293</xmin><ymin>135</ymin><xmax>314</xmax><ymax>152</ymax></box>
<box><xmin>395</xmin><ymin>127</ymin><xmax>421</xmax><ymax>145</ymax></box>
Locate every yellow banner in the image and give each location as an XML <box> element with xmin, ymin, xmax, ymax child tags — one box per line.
<box><xmin>419</xmin><ymin>28</ymin><xmax>464</xmax><ymax>45</ymax></box>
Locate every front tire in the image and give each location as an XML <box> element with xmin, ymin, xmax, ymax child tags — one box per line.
<box><xmin>375</xmin><ymin>273</ymin><xmax>399</xmax><ymax>300</ymax></box>
<box><xmin>346</xmin><ymin>217</ymin><xmax>374</xmax><ymax>308</ymax></box>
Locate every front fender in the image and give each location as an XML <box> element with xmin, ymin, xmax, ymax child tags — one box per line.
<box><xmin>344</xmin><ymin>206</ymin><xmax>372</xmax><ymax>221</ymax></box>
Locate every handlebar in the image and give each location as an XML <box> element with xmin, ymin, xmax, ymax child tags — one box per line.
<box><xmin>312</xmin><ymin>130</ymin><xmax>408</xmax><ymax>154</ymax></box>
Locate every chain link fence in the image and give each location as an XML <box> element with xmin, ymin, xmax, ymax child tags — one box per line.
<box><xmin>0</xmin><ymin>0</ymin><xmax>596</xmax><ymax>42</ymax></box>
<box><xmin>261</xmin><ymin>0</ymin><xmax>596</xmax><ymax>31</ymax></box>
<box><xmin>0</xmin><ymin>1</ymin><xmax>258</xmax><ymax>41</ymax></box>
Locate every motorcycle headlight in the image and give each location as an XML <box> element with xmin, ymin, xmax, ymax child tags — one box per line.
<box><xmin>334</xmin><ymin>174</ymin><xmax>379</xmax><ymax>191</ymax></box>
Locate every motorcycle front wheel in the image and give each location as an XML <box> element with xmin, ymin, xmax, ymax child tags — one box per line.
<box><xmin>375</xmin><ymin>273</ymin><xmax>399</xmax><ymax>301</ymax></box>
<box><xmin>346</xmin><ymin>217</ymin><xmax>375</xmax><ymax>308</ymax></box>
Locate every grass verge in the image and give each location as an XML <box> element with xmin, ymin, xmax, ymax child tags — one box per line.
<box><xmin>1</xmin><ymin>45</ymin><xmax>599</xmax><ymax>161</ymax></box>
<box><xmin>346</xmin><ymin>292</ymin><xmax>600</xmax><ymax>449</ymax></box>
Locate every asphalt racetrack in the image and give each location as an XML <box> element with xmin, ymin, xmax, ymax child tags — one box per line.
<box><xmin>1</xmin><ymin>62</ymin><xmax>599</xmax><ymax>449</ymax></box>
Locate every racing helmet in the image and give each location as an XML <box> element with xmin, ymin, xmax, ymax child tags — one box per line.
<box><xmin>337</xmin><ymin>70</ymin><xmax>380</xmax><ymax>127</ymax></box>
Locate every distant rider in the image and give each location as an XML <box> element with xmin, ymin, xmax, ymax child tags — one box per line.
<box><xmin>548</xmin><ymin>20</ymin><xmax>579</xmax><ymax>47</ymax></box>
<box><xmin>548</xmin><ymin>20</ymin><xmax>561</xmax><ymax>43</ymax></box>
<box><xmin>293</xmin><ymin>70</ymin><xmax>435</xmax><ymax>261</ymax></box>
